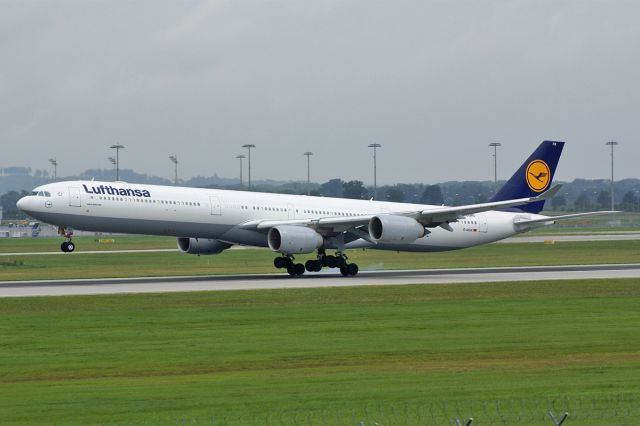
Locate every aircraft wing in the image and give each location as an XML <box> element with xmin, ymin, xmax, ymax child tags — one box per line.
<box><xmin>240</xmin><ymin>185</ymin><xmax>562</xmax><ymax>234</ymax></box>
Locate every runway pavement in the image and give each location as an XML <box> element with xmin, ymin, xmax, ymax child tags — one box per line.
<box><xmin>1</xmin><ymin>263</ymin><xmax>639</xmax><ymax>298</ymax></box>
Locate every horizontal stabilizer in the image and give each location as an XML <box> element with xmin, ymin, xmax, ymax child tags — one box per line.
<box><xmin>513</xmin><ymin>211</ymin><xmax>621</xmax><ymax>231</ymax></box>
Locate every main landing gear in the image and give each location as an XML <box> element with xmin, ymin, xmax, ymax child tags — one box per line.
<box><xmin>273</xmin><ymin>250</ymin><xmax>359</xmax><ymax>277</ymax></box>
<box><xmin>58</xmin><ymin>227</ymin><xmax>75</xmax><ymax>253</ymax></box>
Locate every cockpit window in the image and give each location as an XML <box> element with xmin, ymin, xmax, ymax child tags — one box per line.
<box><xmin>31</xmin><ymin>191</ymin><xmax>39</xmax><ymax>196</ymax></box>
<box><xmin>44</xmin><ymin>192</ymin><xmax>51</xmax><ymax>197</ymax></box>
<box><xmin>31</xmin><ymin>191</ymin><xmax>51</xmax><ymax>197</ymax></box>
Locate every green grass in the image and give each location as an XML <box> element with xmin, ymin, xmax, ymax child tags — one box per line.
<box><xmin>0</xmin><ymin>279</ymin><xmax>639</xmax><ymax>425</ymax></box>
<box><xmin>0</xmin><ymin>235</ymin><xmax>175</xmax><ymax>253</ymax></box>
<box><xmin>1</xmin><ymin>240</ymin><xmax>640</xmax><ymax>281</ymax></box>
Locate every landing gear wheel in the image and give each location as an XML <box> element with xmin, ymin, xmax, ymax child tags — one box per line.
<box><xmin>340</xmin><ymin>266</ymin><xmax>349</xmax><ymax>276</ymax></box>
<box><xmin>325</xmin><ymin>255</ymin><xmax>337</xmax><ymax>268</ymax></box>
<box><xmin>66</xmin><ymin>242</ymin><xmax>75</xmax><ymax>253</ymax></box>
<box><xmin>60</xmin><ymin>242</ymin><xmax>69</xmax><ymax>253</ymax></box>
<box><xmin>287</xmin><ymin>263</ymin><xmax>305</xmax><ymax>276</ymax></box>
<box><xmin>335</xmin><ymin>256</ymin><xmax>346</xmax><ymax>268</ymax></box>
<box><xmin>274</xmin><ymin>256</ymin><xmax>293</xmax><ymax>269</ymax></box>
<box><xmin>347</xmin><ymin>263</ymin><xmax>359</xmax><ymax>276</ymax></box>
<box><xmin>305</xmin><ymin>260</ymin><xmax>317</xmax><ymax>273</ymax></box>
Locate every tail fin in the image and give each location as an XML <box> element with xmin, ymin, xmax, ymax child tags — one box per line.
<box><xmin>489</xmin><ymin>140</ymin><xmax>564</xmax><ymax>213</ymax></box>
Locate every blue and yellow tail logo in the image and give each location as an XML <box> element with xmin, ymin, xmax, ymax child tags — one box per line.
<box><xmin>525</xmin><ymin>160</ymin><xmax>551</xmax><ymax>192</ymax></box>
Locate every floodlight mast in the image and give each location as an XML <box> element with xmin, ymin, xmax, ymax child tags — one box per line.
<box><xmin>241</xmin><ymin>144</ymin><xmax>256</xmax><ymax>189</ymax></box>
<box><xmin>169</xmin><ymin>155</ymin><xmax>179</xmax><ymax>185</ymax></box>
<box><xmin>48</xmin><ymin>158</ymin><xmax>58</xmax><ymax>181</ymax></box>
<box><xmin>367</xmin><ymin>143</ymin><xmax>381</xmax><ymax>200</ymax></box>
<box><xmin>606</xmin><ymin>141</ymin><xmax>619</xmax><ymax>211</ymax></box>
<box><xmin>109</xmin><ymin>144</ymin><xmax>125</xmax><ymax>181</ymax></box>
<box><xmin>235</xmin><ymin>154</ymin><xmax>246</xmax><ymax>187</ymax></box>
<box><xmin>489</xmin><ymin>142</ymin><xmax>502</xmax><ymax>190</ymax></box>
<box><xmin>304</xmin><ymin>152</ymin><xmax>313</xmax><ymax>196</ymax></box>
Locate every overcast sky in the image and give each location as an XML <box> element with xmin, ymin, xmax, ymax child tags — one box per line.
<box><xmin>1</xmin><ymin>1</ymin><xmax>639</xmax><ymax>185</ymax></box>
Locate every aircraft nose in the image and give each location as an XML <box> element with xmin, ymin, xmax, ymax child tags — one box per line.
<box><xmin>16</xmin><ymin>197</ymin><xmax>27</xmax><ymax>211</ymax></box>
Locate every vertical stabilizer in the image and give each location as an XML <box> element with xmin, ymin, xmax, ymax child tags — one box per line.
<box><xmin>489</xmin><ymin>141</ymin><xmax>564</xmax><ymax>213</ymax></box>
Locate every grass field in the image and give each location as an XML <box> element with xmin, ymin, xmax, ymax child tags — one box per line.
<box><xmin>0</xmin><ymin>279</ymin><xmax>638</xmax><ymax>425</ymax></box>
<box><xmin>0</xmin><ymin>240</ymin><xmax>639</xmax><ymax>281</ymax></box>
<box><xmin>0</xmin><ymin>235</ymin><xmax>176</xmax><ymax>253</ymax></box>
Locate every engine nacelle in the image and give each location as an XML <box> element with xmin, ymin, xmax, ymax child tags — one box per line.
<box><xmin>368</xmin><ymin>215</ymin><xmax>425</xmax><ymax>243</ymax></box>
<box><xmin>267</xmin><ymin>225</ymin><xmax>323</xmax><ymax>254</ymax></box>
<box><xmin>177</xmin><ymin>237</ymin><xmax>231</xmax><ymax>255</ymax></box>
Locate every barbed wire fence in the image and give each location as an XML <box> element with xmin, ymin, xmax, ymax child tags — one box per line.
<box><xmin>149</xmin><ymin>393</ymin><xmax>639</xmax><ymax>425</ymax></box>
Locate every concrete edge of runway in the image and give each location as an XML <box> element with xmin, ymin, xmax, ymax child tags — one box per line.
<box><xmin>2</xmin><ymin>263</ymin><xmax>640</xmax><ymax>288</ymax></box>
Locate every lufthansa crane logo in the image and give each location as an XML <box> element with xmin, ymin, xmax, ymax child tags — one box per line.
<box><xmin>526</xmin><ymin>160</ymin><xmax>551</xmax><ymax>192</ymax></box>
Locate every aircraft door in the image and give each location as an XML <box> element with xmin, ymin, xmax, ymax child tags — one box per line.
<box><xmin>69</xmin><ymin>187</ymin><xmax>81</xmax><ymax>207</ymax></box>
<box><xmin>209</xmin><ymin>196</ymin><xmax>222</xmax><ymax>215</ymax></box>
<box><xmin>287</xmin><ymin>204</ymin><xmax>294</xmax><ymax>219</ymax></box>
<box><xmin>478</xmin><ymin>214</ymin><xmax>488</xmax><ymax>233</ymax></box>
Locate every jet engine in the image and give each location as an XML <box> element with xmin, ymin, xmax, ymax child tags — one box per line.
<box><xmin>177</xmin><ymin>237</ymin><xmax>231</xmax><ymax>255</ymax></box>
<box><xmin>368</xmin><ymin>215</ymin><xmax>425</xmax><ymax>243</ymax></box>
<box><xmin>267</xmin><ymin>225</ymin><xmax>323</xmax><ymax>254</ymax></box>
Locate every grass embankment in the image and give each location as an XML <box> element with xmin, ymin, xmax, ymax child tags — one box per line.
<box><xmin>0</xmin><ymin>236</ymin><xmax>175</xmax><ymax>253</ymax></box>
<box><xmin>1</xmin><ymin>239</ymin><xmax>640</xmax><ymax>281</ymax></box>
<box><xmin>0</xmin><ymin>279</ymin><xmax>638</xmax><ymax>424</ymax></box>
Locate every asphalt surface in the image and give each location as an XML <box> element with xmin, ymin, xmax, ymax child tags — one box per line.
<box><xmin>1</xmin><ymin>264</ymin><xmax>639</xmax><ymax>298</ymax></box>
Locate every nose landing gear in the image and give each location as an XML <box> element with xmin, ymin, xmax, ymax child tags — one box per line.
<box><xmin>58</xmin><ymin>227</ymin><xmax>75</xmax><ymax>253</ymax></box>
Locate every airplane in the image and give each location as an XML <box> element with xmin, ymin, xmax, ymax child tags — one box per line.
<box><xmin>16</xmin><ymin>141</ymin><xmax>615</xmax><ymax>276</ymax></box>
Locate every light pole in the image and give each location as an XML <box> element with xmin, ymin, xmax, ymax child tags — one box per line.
<box><xmin>368</xmin><ymin>143</ymin><xmax>381</xmax><ymax>200</ymax></box>
<box><xmin>48</xmin><ymin>158</ymin><xmax>58</xmax><ymax>181</ymax></box>
<box><xmin>489</xmin><ymin>142</ymin><xmax>502</xmax><ymax>189</ymax></box>
<box><xmin>606</xmin><ymin>141</ymin><xmax>618</xmax><ymax>211</ymax></box>
<box><xmin>109</xmin><ymin>144</ymin><xmax>125</xmax><ymax>181</ymax></box>
<box><xmin>107</xmin><ymin>157</ymin><xmax>116</xmax><ymax>181</ymax></box>
<box><xmin>304</xmin><ymin>152</ymin><xmax>313</xmax><ymax>195</ymax></box>
<box><xmin>235</xmin><ymin>154</ymin><xmax>245</xmax><ymax>187</ymax></box>
<box><xmin>169</xmin><ymin>155</ymin><xmax>179</xmax><ymax>185</ymax></box>
<box><xmin>242</xmin><ymin>144</ymin><xmax>256</xmax><ymax>189</ymax></box>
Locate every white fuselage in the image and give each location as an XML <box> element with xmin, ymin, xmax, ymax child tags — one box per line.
<box><xmin>17</xmin><ymin>180</ymin><xmax>539</xmax><ymax>253</ymax></box>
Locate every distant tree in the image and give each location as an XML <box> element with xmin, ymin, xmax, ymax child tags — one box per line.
<box><xmin>622</xmin><ymin>191</ymin><xmax>637</xmax><ymax>211</ymax></box>
<box><xmin>342</xmin><ymin>180</ymin><xmax>369</xmax><ymax>199</ymax></box>
<box><xmin>597</xmin><ymin>190</ymin><xmax>610</xmax><ymax>209</ymax></box>
<box><xmin>550</xmin><ymin>194</ymin><xmax>567</xmax><ymax>211</ymax></box>
<box><xmin>319</xmin><ymin>179</ymin><xmax>343</xmax><ymax>197</ymax></box>
<box><xmin>421</xmin><ymin>185</ymin><xmax>443</xmax><ymax>205</ymax></box>
<box><xmin>385</xmin><ymin>187</ymin><xmax>405</xmax><ymax>202</ymax></box>
<box><xmin>0</xmin><ymin>190</ymin><xmax>29</xmax><ymax>219</ymax></box>
<box><xmin>574</xmin><ymin>192</ymin><xmax>592</xmax><ymax>211</ymax></box>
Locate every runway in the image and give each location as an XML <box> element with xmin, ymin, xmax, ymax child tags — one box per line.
<box><xmin>1</xmin><ymin>263</ymin><xmax>639</xmax><ymax>298</ymax></box>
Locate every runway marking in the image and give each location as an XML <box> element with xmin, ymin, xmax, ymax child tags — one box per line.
<box><xmin>1</xmin><ymin>264</ymin><xmax>639</xmax><ymax>298</ymax></box>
